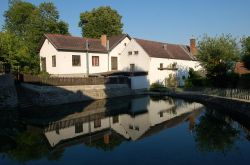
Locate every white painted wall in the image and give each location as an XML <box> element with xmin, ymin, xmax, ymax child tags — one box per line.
<box><xmin>120</xmin><ymin>39</ymin><xmax>150</xmax><ymax>72</ymax></box>
<box><xmin>40</xmin><ymin>39</ymin><xmax>109</xmax><ymax>75</ymax></box>
<box><xmin>109</xmin><ymin>37</ymin><xmax>131</xmax><ymax>71</ymax></box>
<box><xmin>148</xmin><ymin>58</ymin><xmax>201</xmax><ymax>86</ymax></box>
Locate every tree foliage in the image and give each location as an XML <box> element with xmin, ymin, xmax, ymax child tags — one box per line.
<box><xmin>241</xmin><ymin>36</ymin><xmax>250</xmax><ymax>69</ymax></box>
<box><xmin>197</xmin><ymin>34</ymin><xmax>239</xmax><ymax>85</ymax></box>
<box><xmin>79</xmin><ymin>6</ymin><xmax>123</xmax><ymax>38</ymax></box>
<box><xmin>2</xmin><ymin>0</ymin><xmax>69</xmax><ymax>73</ymax></box>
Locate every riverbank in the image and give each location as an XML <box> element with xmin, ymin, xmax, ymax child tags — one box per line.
<box><xmin>0</xmin><ymin>74</ymin><xmax>18</xmax><ymax>109</ymax></box>
<box><xmin>149</xmin><ymin>90</ymin><xmax>250</xmax><ymax>126</ymax></box>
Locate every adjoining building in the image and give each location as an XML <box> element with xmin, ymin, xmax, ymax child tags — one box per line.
<box><xmin>39</xmin><ymin>34</ymin><xmax>201</xmax><ymax>88</ymax></box>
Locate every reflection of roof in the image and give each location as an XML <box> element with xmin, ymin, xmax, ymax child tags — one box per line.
<box><xmin>138</xmin><ymin>112</ymin><xmax>191</xmax><ymax>140</ymax></box>
<box><xmin>135</xmin><ymin>38</ymin><xmax>196</xmax><ymax>61</ymax></box>
<box><xmin>41</xmin><ymin>34</ymin><xmax>130</xmax><ymax>53</ymax></box>
<box><xmin>50</xmin><ymin>129</ymin><xmax>125</xmax><ymax>151</ymax></box>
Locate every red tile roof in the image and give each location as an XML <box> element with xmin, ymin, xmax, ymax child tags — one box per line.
<box><xmin>235</xmin><ymin>62</ymin><xmax>250</xmax><ymax>75</ymax></box>
<box><xmin>135</xmin><ymin>38</ymin><xmax>197</xmax><ymax>61</ymax></box>
<box><xmin>43</xmin><ymin>34</ymin><xmax>130</xmax><ymax>53</ymax></box>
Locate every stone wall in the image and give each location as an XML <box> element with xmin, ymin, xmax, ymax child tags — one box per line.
<box><xmin>165</xmin><ymin>92</ymin><xmax>250</xmax><ymax>119</ymax></box>
<box><xmin>20</xmin><ymin>83</ymin><xmax>133</xmax><ymax>107</ymax></box>
<box><xmin>0</xmin><ymin>74</ymin><xmax>18</xmax><ymax>109</ymax></box>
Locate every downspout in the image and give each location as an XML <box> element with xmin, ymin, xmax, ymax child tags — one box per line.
<box><xmin>86</xmin><ymin>40</ymin><xmax>89</xmax><ymax>77</ymax></box>
<box><xmin>107</xmin><ymin>40</ymin><xmax>110</xmax><ymax>71</ymax></box>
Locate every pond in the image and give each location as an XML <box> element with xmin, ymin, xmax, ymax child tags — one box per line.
<box><xmin>0</xmin><ymin>95</ymin><xmax>250</xmax><ymax>165</ymax></box>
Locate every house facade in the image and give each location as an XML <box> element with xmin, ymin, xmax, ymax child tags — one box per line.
<box><xmin>39</xmin><ymin>34</ymin><xmax>131</xmax><ymax>77</ymax></box>
<box><xmin>120</xmin><ymin>38</ymin><xmax>201</xmax><ymax>86</ymax></box>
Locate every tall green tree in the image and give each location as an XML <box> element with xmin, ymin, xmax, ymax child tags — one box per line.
<box><xmin>241</xmin><ymin>36</ymin><xmax>250</xmax><ymax>69</ymax></box>
<box><xmin>79</xmin><ymin>6</ymin><xmax>123</xmax><ymax>38</ymax></box>
<box><xmin>3</xmin><ymin>0</ymin><xmax>69</xmax><ymax>73</ymax></box>
<box><xmin>197</xmin><ymin>34</ymin><xmax>239</xmax><ymax>85</ymax></box>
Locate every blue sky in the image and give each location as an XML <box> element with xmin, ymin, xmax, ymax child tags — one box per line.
<box><xmin>1</xmin><ymin>0</ymin><xmax>250</xmax><ymax>45</ymax></box>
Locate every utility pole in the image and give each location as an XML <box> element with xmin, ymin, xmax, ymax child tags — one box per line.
<box><xmin>86</xmin><ymin>40</ymin><xmax>89</xmax><ymax>77</ymax></box>
<box><xmin>107</xmin><ymin>40</ymin><xmax>110</xmax><ymax>71</ymax></box>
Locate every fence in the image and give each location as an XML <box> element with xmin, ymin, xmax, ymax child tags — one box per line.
<box><xmin>19</xmin><ymin>74</ymin><xmax>131</xmax><ymax>86</ymax></box>
<box><xmin>0</xmin><ymin>62</ymin><xmax>11</xmax><ymax>74</ymax></box>
<box><xmin>202</xmin><ymin>88</ymin><xmax>250</xmax><ymax>101</ymax></box>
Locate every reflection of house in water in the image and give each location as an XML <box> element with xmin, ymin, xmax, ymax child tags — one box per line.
<box><xmin>43</xmin><ymin>96</ymin><xmax>204</xmax><ymax>148</ymax></box>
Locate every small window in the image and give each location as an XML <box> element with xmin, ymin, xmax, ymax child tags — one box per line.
<box><xmin>128</xmin><ymin>51</ymin><xmax>132</xmax><ymax>55</ymax></box>
<box><xmin>52</xmin><ymin>55</ymin><xmax>56</xmax><ymax>67</ymax></box>
<box><xmin>130</xmin><ymin>64</ymin><xmax>135</xmax><ymax>72</ymax></box>
<box><xmin>113</xmin><ymin>116</ymin><xmax>119</xmax><ymax>124</ymax></box>
<box><xmin>92</xmin><ymin>56</ymin><xmax>99</xmax><ymax>66</ymax></box>
<box><xmin>160</xmin><ymin>112</ymin><xmax>163</xmax><ymax>117</ymax></box>
<box><xmin>134</xmin><ymin>51</ymin><xmax>139</xmax><ymax>55</ymax></box>
<box><xmin>94</xmin><ymin>118</ymin><xmax>101</xmax><ymax>128</ymax></box>
<box><xmin>135</xmin><ymin>126</ymin><xmax>139</xmax><ymax>131</ymax></box>
<box><xmin>160</xmin><ymin>63</ymin><xmax>163</xmax><ymax>69</ymax></box>
<box><xmin>72</xmin><ymin>55</ymin><xmax>81</xmax><ymax>66</ymax></box>
<box><xmin>75</xmin><ymin>122</ymin><xmax>83</xmax><ymax>133</ymax></box>
<box><xmin>129</xmin><ymin>125</ymin><xmax>133</xmax><ymax>130</ymax></box>
<box><xmin>124</xmin><ymin>43</ymin><xmax>127</xmax><ymax>46</ymax></box>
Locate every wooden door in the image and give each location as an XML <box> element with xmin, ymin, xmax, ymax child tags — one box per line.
<box><xmin>41</xmin><ymin>57</ymin><xmax>46</xmax><ymax>72</ymax></box>
<box><xmin>111</xmin><ymin>57</ymin><xmax>118</xmax><ymax>70</ymax></box>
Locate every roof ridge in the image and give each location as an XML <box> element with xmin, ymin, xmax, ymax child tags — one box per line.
<box><xmin>135</xmin><ymin>38</ymin><xmax>188</xmax><ymax>47</ymax></box>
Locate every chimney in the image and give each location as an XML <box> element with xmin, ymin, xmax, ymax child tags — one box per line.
<box><xmin>190</xmin><ymin>38</ymin><xmax>197</xmax><ymax>55</ymax></box>
<box><xmin>101</xmin><ymin>34</ymin><xmax>107</xmax><ymax>47</ymax></box>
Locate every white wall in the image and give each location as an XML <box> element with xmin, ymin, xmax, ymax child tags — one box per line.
<box><xmin>120</xmin><ymin>39</ymin><xmax>150</xmax><ymax>72</ymax></box>
<box><xmin>109</xmin><ymin>37</ymin><xmax>131</xmax><ymax>71</ymax></box>
<box><xmin>39</xmin><ymin>39</ymin><xmax>109</xmax><ymax>75</ymax></box>
<box><xmin>148</xmin><ymin>58</ymin><xmax>201</xmax><ymax>86</ymax></box>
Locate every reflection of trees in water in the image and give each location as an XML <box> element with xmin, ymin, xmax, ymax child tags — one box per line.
<box><xmin>194</xmin><ymin>110</ymin><xmax>240</xmax><ymax>153</ymax></box>
<box><xmin>0</xmin><ymin>131</ymin><xmax>64</xmax><ymax>163</ymax></box>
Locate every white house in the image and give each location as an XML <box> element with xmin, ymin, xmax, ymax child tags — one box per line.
<box><xmin>120</xmin><ymin>38</ymin><xmax>201</xmax><ymax>86</ymax></box>
<box><xmin>39</xmin><ymin>34</ymin><xmax>131</xmax><ymax>77</ymax></box>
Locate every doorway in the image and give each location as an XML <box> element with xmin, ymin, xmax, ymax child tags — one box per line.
<box><xmin>111</xmin><ymin>57</ymin><xmax>118</xmax><ymax>70</ymax></box>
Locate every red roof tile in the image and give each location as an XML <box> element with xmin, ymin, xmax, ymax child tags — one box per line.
<box><xmin>135</xmin><ymin>38</ymin><xmax>196</xmax><ymax>61</ymax></box>
<box><xmin>43</xmin><ymin>34</ymin><xmax>130</xmax><ymax>53</ymax></box>
<box><xmin>235</xmin><ymin>62</ymin><xmax>250</xmax><ymax>75</ymax></box>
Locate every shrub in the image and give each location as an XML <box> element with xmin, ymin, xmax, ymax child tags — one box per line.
<box><xmin>150</xmin><ymin>82</ymin><xmax>166</xmax><ymax>92</ymax></box>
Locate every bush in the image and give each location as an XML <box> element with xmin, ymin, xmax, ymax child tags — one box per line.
<box><xmin>150</xmin><ymin>82</ymin><xmax>167</xmax><ymax>92</ymax></box>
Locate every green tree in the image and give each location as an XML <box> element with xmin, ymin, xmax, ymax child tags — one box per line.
<box><xmin>0</xmin><ymin>32</ymin><xmax>36</xmax><ymax>73</ymax></box>
<box><xmin>194</xmin><ymin>110</ymin><xmax>239</xmax><ymax>153</ymax></box>
<box><xmin>197</xmin><ymin>34</ymin><xmax>239</xmax><ymax>86</ymax></box>
<box><xmin>241</xmin><ymin>36</ymin><xmax>250</xmax><ymax>69</ymax></box>
<box><xmin>3</xmin><ymin>0</ymin><xmax>69</xmax><ymax>73</ymax></box>
<box><xmin>79</xmin><ymin>6</ymin><xmax>123</xmax><ymax>38</ymax></box>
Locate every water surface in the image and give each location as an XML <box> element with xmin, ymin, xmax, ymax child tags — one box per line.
<box><xmin>0</xmin><ymin>95</ymin><xmax>250</xmax><ymax>165</ymax></box>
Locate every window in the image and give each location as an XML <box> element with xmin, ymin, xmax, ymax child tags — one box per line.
<box><xmin>160</xmin><ymin>63</ymin><xmax>163</xmax><ymax>69</ymax></box>
<box><xmin>75</xmin><ymin>122</ymin><xmax>83</xmax><ymax>133</ymax></box>
<box><xmin>72</xmin><ymin>55</ymin><xmax>81</xmax><ymax>66</ymax></box>
<box><xmin>52</xmin><ymin>55</ymin><xmax>56</xmax><ymax>67</ymax></box>
<box><xmin>130</xmin><ymin>64</ymin><xmax>135</xmax><ymax>72</ymax></box>
<box><xmin>92</xmin><ymin>56</ymin><xmax>99</xmax><ymax>66</ymax></box>
<box><xmin>128</xmin><ymin>51</ymin><xmax>132</xmax><ymax>55</ymax></box>
<box><xmin>135</xmin><ymin>126</ymin><xmax>139</xmax><ymax>131</ymax></box>
<box><xmin>113</xmin><ymin>116</ymin><xmax>119</xmax><ymax>124</ymax></box>
<box><xmin>134</xmin><ymin>51</ymin><xmax>139</xmax><ymax>55</ymax></box>
<box><xmin>129</xmin><ymin>125</ymin><xmax>133</xmax><ymax>130</ymax></box>
<box><xmin>160</xmin><ymin>112</ymin><xmax>163</xmax><ymax>117</ymax></box>
<box><xmin>124</xmin><ymin>43</ymin><xmax>127</xmax><ymax>46</ymax></box>
<box><xmin>94</xmin><ymin>118</ymin><xmax>101</xmax><ymax>128</ymax></box>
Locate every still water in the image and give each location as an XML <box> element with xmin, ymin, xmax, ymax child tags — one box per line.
<box><xmin>0</xmin><ymin>95</ymin><xmax>250</xmax><ymax>165</ymax></box>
